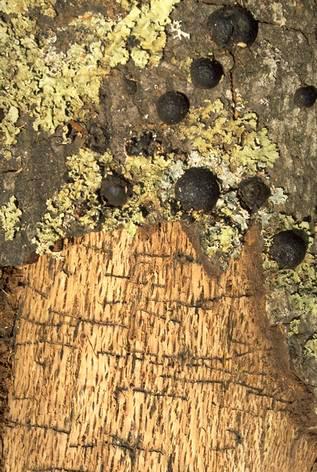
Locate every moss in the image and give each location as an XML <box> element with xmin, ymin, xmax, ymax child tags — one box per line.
<box><xmin>0</xmin><ymin>0</ymin><xmax>180</xmax><ymax>146</ymax></box>
<box><xmin>0</xmin><ymin>196</ymin><xmax>22</xmax><ymax>240</ymax></box>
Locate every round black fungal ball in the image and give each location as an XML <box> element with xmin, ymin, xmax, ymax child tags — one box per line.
<box><xmin>190</xmin><ymin>58</ymin><xmax>224</xmax><ymax>89</ymax></box>
<box><xmin>294</xmin><ymin>85</ymin><xmax>317</xmax><ymax>108</ymax></box>
<box><xmin>100</xmin><ymin>175</ymin><xmax>131</xmax><ymax>207</ymax></box>
<box><xmin>238</xmin><ymin>176</ymin><xmax>271</xmax><ymax>213</ymax></box>
<box><xmin>207</xmin><ymin>6</ymin><xmax>258</xmax><ymax>48</ymax></box>
<box><xmin>175</xmin><ymin>167</ymin><xmax>220</xmax><ymax>212</ymax></box>
<box><xmin>156</xmin><ymin>91</ymin><xmax>189</xmax><ymax>125</ymax></box>
<box><xmin>269</xmin><ymin>230</ymin><xmax>308</xmax><ymax>269</ymax></box>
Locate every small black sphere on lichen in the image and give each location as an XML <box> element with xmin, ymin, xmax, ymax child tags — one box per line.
<box><xmin>269</xmin><ymin>230</ymin><xmax>308</xmax><ymax>269</ymax></box>
<box><xmin>190</xmin><ymin>58</ymin><xmax>223</xmax><ymax>89</ymax></box>
<box><xmin>175</xmin><ymin>167</ymin><xmax>220</xmax><ymax>212</ymax></box>
<box><xmin>207</xmin><ymin>6</ymin><xmax>258</xmax><ymax>48</ymax></box>
<box><xmin>156</xmin><ymin>91</ymin><xmax>190</xmax><ymax>125</ymax></box>
<box><xmin>100</xmin><ymin>174</ymin><xmax>131</xmax><ymax>207</ymax></box>
<box><xmin>238</xmin><ymin>176</ymin><xmax>270</xmax><ymax>213</ymax></box>
<box><xmin>294</xmin><ymin>85</ymin><xmax>317</xmax><ymax>108</ymax></box>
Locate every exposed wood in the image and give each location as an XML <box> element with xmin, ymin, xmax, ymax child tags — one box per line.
<box><xmin>2</xmin><ymin>222</ymin><xmax>317</xmax><ymax>471</ymax></box>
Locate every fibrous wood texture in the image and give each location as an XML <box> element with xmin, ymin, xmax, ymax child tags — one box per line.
<box><xmin>2</xmin><ymin>222</ymin><xmax>317</xmax><ymax>471</ymax></box>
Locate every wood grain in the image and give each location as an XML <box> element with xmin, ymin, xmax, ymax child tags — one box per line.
<box><xmin>2</xmin><ymin>222</ymin><xmax>317</xmax><ymax>471</ymax></box>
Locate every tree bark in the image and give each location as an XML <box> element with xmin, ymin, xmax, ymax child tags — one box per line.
<box><xmin>2</xmin><ymin>222</ymin><xmax>317</xmax><ymax>471</ymax></box>
<box><xmin>0</xmin><ymin>0</ymin><xmax>316</xmax><ymax>470</ymax></box>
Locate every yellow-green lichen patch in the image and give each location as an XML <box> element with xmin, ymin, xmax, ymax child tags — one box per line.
<box><xmin>172</xmin><ymin>99</ymin><xmax>279</xmax><ymax>264</ymax></box>
<box><xmin>31</xmin><ymin>98</ymin><xmax>281</xmax><ymax>265</ymax></box>
<box><xmin>288</xmin><ymin>318</ymin><xmax>301</xmax><ymax>336</ymax></box>
<box><xmin>32</xmin><ymin>148</ymin><xmax>112</xmax><ymax>255</ymax></box>
<box><xmin>305</xmin><ymin>337</ymin><xmax>317</xmax><ymax>359</ymax></box>
<box><xmin>0</xmin><ymin>196</ymin><xmax>22</xmax><ymax>240</ymax></box>
<box><xmin>177</xmin><ymin>99</ymin><xmax>279</xmax><ymax>181</ymax></box>
<box><xmin>101</xmin><ymin>152</ymin><xmax>179</xmax><ymax>237</ymax></box>
<box><xmin>0</xmin><ymin>0</ymin><xmax>56</xmax><ymax>16</ymax></box>
<box><xmin>270</xmin><ymin>253</ymin><xmax>317</xmax><ymax>322</ymax></box>
<box><xmin>263</xmin><ymin>214</ymin><xmax>316</xmax><ymax>327</ymax></box>
<box><xmin>0</xmin><ymin>0</ymin><xmax>180</xmax><ymax>146</ymax></box>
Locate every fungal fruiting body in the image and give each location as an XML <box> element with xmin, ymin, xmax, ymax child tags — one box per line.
<box><xmin>100</xmin><ymin>175</ymin><xmax>131</xmax><ymax>207</ymax></box>
<box><xmin>238</xmin><ymin>176</ymin><xmax>271</xmax><ymax>213</ymax></box>
<box><xmin>156</xmin><ymin>91</ymin><xmax>190</xmax><ymax>124</ymax></box>
<box><xmin>207</xmin><ymin>6</ymin><xmax>258</xmax><ymax>48</ymax></box>
<box><xmin>269</xmin><ymin>230</ymin><xmax>307</xmax><ymax>269</ymax></box>
<box><xmin>294</xmin><ymin>86</ymin><xmax>317</xmax><ymax>108</ymax></box>
<box><xmin>175</xmin><ymin>167</ymin><xmax>220</xmax><ymax>211</ymax></box>
<box><xmin>190</xmin><ymin>58</ymin><xmax>224</xmax><ymax>89</ymax></box>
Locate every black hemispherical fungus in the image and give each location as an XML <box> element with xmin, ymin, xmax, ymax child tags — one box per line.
<box><xmin>207</xmin><ymin>6</ymin><xmax>258</xmax><ymax>48</ymax></box>
<box><xmin>190</xmin><ymin>58</ymin><xmax>224</xmax><ymax>89</ymax></box>
<box><xmin>175</xmin><ymin>167</ymin><xmax>220</xmax><ymax>212</ymax></box>
<box><xmin>100</xmin><ymin>174</ymin><xmax>131</xmax><ymax>207</ymax></box>
<box><xmin>269</xmin><ymin>230</ymin><xmax>308</xmax><ymax>269</ymax></box>
<box><xmin>238</xmin><ymin>176</ymin><xmax>271</xmax><ymax>213</ymax></box>
<box><xmin>156</xmin><ymin>91</ymin><xmax>190</xmax><ymax>125</ymax></box>
<box><xmin>294</xmin><ymin>85</ymin><xmax>317</xmax><ymax>108</ymax></box>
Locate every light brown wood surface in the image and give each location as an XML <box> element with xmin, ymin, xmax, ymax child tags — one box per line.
<box><xmin>2</xmin><ymin>222</ymin><xmax>317</xmax><ymax>471</ymax></box>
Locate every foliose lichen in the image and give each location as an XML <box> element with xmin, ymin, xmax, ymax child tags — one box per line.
<box><xmin>32</xmin><ymin>98</ymin><xmax>281</xmax><ymax>266</ymax></box>
<box><xmin>0</xmin><ymin>0</ymin><xmax>180</xmax><ymax>147</ymax></box>
<box><xmin>173</xmin><ymin>99</ymin><xmax>279</xmax><ymax>265</ymax></box>
<box><xmin>262</xmin><ymin>214</ymin><xmax>316</xmax><ymax>329</ymax></box>
<box><xmin>0</xmin><ymin>0</ymin><xmax>56</xmax><ymax>16</ymax></box>
<box><xmin>32</xmin><ymin>148</ymin><xmax>112</xmax><ymax>255</ymax></box>
<box><xmin>0</xmin><ymin>196</ymin><xmax>22</xmax><ymax>240</ymax></box>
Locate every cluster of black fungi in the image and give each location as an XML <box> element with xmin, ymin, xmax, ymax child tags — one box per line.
<box><xmin>98</xmin><ymin>5</ymin><xmax>316</xmax><ymax>270</ymax></box>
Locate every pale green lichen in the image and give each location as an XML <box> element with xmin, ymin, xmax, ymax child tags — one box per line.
<box><xmin>0</xmin><ymin>0</ymin><xmax>180</xmax><ymax>146</ymax></box>
<box><xmin>0</xmin><ymin>196</ymin><xmax>22</xmax><ymax>240</ymax></box>
<box><xmin>177</xmin><ymin>100</ymin><xmax>279</xmax><ymax>177</ymax></box>
<box><xmin>172</xmin><ymin>99</ymin><xmax>279</xmax><ymax>264</ymax></box>
<box><xmin>288</xmin><ymin>319</ymin><xmax>301</xmax><ymax>336</ymax></box>
<box><xmin>305</xmin><ymin>337</ymin><xmax>317</xmax><ymax>359</ymax></box>
<box><xmin>0</xmin><ymin>0</ymin><xmax>56</xmax><ymax>16</ymax></box>
<box><xmin>101</xmin><ymin>153</ymin><xmax>175</xmax><ymax>237</ymax></box>
<box><xmin>97</xmin><ymin>99</ymin><xmax>279</xmax><ymax>263</ymax></box>
<box><xmin>263</xmin><ymin>214</ymin><xmax>316</xmax><ymax>330</ymax></box>
<box><xmin>276</xmin><ymin>256</ymin><xmax>317</xmax><ymax>321</ymax></box>
<box><xmin>32</xmin><ymin>148</ymin><xmax>112</xmax><ymax>255</ymax></box>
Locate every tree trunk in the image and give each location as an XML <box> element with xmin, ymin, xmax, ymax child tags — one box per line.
<box><xmin>2</xmin><ymin>222</ymin><xmax>317</xmax><ymax>471</ymax></box>
<box><xmin>0</xmin><ymin>0</ymin><xmax>316</xmax><ymax>470</ymax></box>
